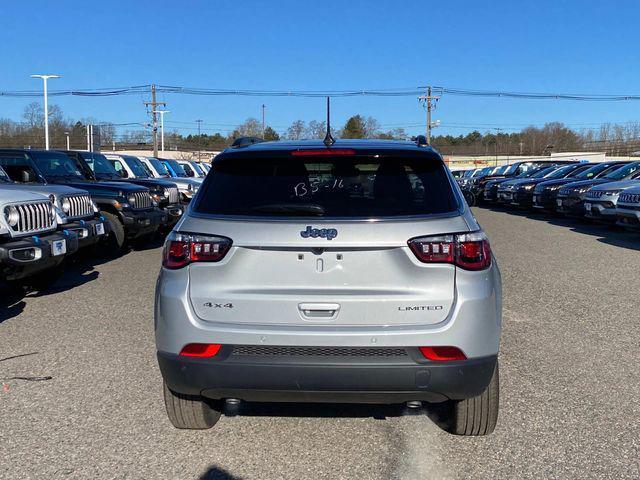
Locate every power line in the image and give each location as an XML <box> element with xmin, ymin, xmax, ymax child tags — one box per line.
<box><xmin>2</xmin><ymin>84</ymin><xmax>640</xmax><ymax>101</ymax></box>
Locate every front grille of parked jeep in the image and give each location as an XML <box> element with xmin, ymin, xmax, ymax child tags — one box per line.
<box><xmin>66</xmin><ymin>194</ymin><xmax>93</xmax><ymax>220</ymax></box>
<box><xmin>167</xmin><ymin>187</ymin><xmax>179</xmax><ymax>204</ymax></box>
<box><xmin>619</xmin><ymin>193</ymin><xmax>640</xmax><ymax>204</ymax></box>
<box><xmin>6</xmin><ymin>201</ymin><xmax>54</xmax><ymax>234</ymax></box>
<box><xmin>232</xmin><ymin>345</ymin><xmax>408</xmax><ymax>358</ymax></box>
<box><xmin>132</xmin><ymin>191</ymin><xmax>152</xmax><ymax>210</ymax></box>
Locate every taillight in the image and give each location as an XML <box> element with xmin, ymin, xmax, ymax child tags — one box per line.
<box><xmin>408</xmin><ymin>231</ymin><xmax>492</xmax><ymax>271</ymax></box>
<box><xmin>179</xmin><ymin>343</ymin><xmax>222</xmax><ymax>358</ymax></box>
<box><xmin>162</xmin><ymin>232</ymin><xmax>232</xmax><ymax>269</ymax></box>
<box><xmin>419</xmin><ymin>346</ymin><xmax>467</xmax><ymax>361</ymax></box>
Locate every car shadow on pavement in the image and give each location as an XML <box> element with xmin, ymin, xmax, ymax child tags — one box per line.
<box><xmin>0</xmin><ymin>286</ymin><xmax>27</xmax><ymax>324</ymax></box>
<box><xmin>199</xmin><ymin>467</ymin><xmax>244</xmax><ymax>480</ymax></box>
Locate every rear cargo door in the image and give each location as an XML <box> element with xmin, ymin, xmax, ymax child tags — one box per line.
<box><xmin>185</xmin><ymin>150</ymin><xmax>466</xmax><ymax>327</ymax></box>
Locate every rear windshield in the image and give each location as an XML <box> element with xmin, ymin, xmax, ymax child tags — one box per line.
<box><xmin>194</xmin><ymin>155</ymin><xmax>459</xmax><ymax>218</ymax></box>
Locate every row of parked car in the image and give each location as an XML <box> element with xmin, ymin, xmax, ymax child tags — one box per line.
<box><xmin>0</xmin><ymin>149</ymin><xmax>211</xmax><ymax>288</ymax></box>
<box><xmin>453</xmin><ymin>159</ymin><xmax>640</xmax><ymax>229</ymax></box>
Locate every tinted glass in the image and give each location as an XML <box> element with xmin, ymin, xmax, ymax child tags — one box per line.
<box><xmin>190</xmin><ymin>162</ymin><xmax>205</xmax><ymax>175</ymax></box>
<box><xmin>194</xmin><ymin>155</ymin><xmax>458</xmax><ymax>218</ymax></box>
<box><xmin>545</xmin><ymin>165</ymin><xmax>578</xmax><ymax>179</ymax></box>
<box><xmin>164</xmin><ymin>160</ymin><xmax>187</xmax><ymax>177</ymax></box>
<box><xmin>604</xmin><ymin>161</ymin><xmax>640</xmax><ymax>180</ymax></box>
<box><xmin>30</xmin><ymin>151</ymin><xmax>86</xmax><ymax>179</ymax></box>
<box><xmin>84</xmin><ymin>153</ymin><xmax>119</xmax><ymax>176</ymax></box>
<box><xmin>149</xmin><ymin>158</ymin><xmax>170</xmax><ymax>176</ymax></box>
<box><xmin>0</xmin><ymin>165</ymin><xmax>10</xmax><ymax>182</ymax></box>
<box><xmin>123</xmin><ymin>156</ymin><xmax>150</xmax><ymax>177</ymax></box>
<box><xmin>575</xmin><ymin>163</ymin><xmax>616</xmax><ymax>179</ymax></box>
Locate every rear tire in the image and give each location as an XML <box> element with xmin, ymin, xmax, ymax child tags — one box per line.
<box><xmin>100</xmin><ymin>211</ymin><xmax>125</xmax><ymax>255</ymax></box>
<box><xmin>163</xmin><ymin>382</ymin><xmax>221</xmax><ymax>429</ymax></box>
<box><xmin>445</xmin><ymin>361</ymin><xmax>499</xmax><ymax>436</ymax></box>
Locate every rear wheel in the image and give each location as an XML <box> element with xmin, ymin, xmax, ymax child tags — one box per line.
<box><xmin>444</xmin><ymin>361</ymin><xmax>499</xmax><ymax>436</ymax></box>
<box><xmin>163</xmin><ymin>382</ymin><xmax>222</xmax><ymax>429</ymax></box>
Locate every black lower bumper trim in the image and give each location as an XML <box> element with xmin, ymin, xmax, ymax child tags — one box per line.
<box><xmin>122</xmin><ymin>209</ymin><xmax>167</xmax><ymax>237</ymax></box>
<box><xmin>0</xmin><ymin>230</ymin><xmax>79</xmax><ymax>280</ymax></box>
<box><xmin>63</xmin><ymin>218</ymin><xmax>110</xmax><ymax>248</ymax></box>
<box><xmin>157</xmin><ymin>350</ymin><xmax>497</xmax><ymax>404</ymax></box>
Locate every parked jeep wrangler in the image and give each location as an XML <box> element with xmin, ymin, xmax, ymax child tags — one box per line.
<box><xmin>138</xmin><ymin>156</ymin><xmax>201</xmax><ymax>203</ymax></box>
<box><xmin>0</xmin><ymin>149</ymin><xmax>166</xmax><ymax>252</ymax></box>
<box><xmin>98</xmin><ymin>153</ymin><xmax>184</xmax><ymax>228</ymax></box>
<box><xmin>0</xmin><ymin>185</ymin><xmax>79</xmax><ymax>285</ymax></box>
<box><xmin>0</xmin><ymin>165</ymin><xmax>108</xmax><ymax>250</ymax></box>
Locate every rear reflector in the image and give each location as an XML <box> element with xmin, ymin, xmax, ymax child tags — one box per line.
<box><xmin>179</xmin><ymin>343</ymin><xmax>222</xmax><ymax>358</ymax></box>
<box><xmin>291</xmin><ymin>149</ymin><xmax>356</xmax><ymax>156</ymax></box>
<box><xmin>419</xmin><ymin>346</ymin><xmax>467</xmax><ymax>361</ymax></box>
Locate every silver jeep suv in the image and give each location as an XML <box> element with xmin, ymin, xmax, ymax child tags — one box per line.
<box><xmin>155</xmin><ymin>139</ymin><xmax>502</xmax><ymax>435</ymax></box>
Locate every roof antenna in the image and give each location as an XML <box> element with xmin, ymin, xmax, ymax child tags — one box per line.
<box><xmin>323</xmin><ymin>96</ymin><xmax>335</xmax><ymax>147</ymax></box>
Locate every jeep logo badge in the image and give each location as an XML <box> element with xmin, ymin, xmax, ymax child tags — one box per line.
<box><xmin>300</xmin><ymin>226</ymin><xmax>338</xmax><ymax>240</ymax></box>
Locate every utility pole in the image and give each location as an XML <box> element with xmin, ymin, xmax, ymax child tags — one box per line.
<box><xmin>418</xmin><ymin>86</ymin><xmax>440</xmax><ymax>145</ymax></box>
<box><xmin>144</xmin><ymin>84</ymin><xmax>166</xmax><ymax>157</ymax></box>
<box><xmin>30</xmin><ymin>74</ymin><xmax>60</xmax><ymax>150</ymax></box>
<box><xmin>153</xmin><ymin>110</ymin><xmax>170</xmax><ymax>152</ymax></box>
<box><xmin>261</xmin><ymin>104</ymin><xmax>266</xmax><ymax>139</ymax></box>
<box><xmin>196</xmin><ymin>119</ymin><xmax>203</xmax><ymax>161</ymax></box>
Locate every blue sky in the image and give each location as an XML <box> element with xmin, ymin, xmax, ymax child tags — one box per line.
<box><xmin>1</xmin><ymin>0</ymin><xmax>640</xmax><ymax>138</ymax></box>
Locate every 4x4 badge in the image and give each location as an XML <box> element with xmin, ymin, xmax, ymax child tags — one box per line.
<box><xmin>300</xmin><ymin>226</ymin><xmax>338</xmax><ymax>240</ymax></box>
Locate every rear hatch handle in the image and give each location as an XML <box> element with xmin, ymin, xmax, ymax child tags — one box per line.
<box><xmin>298</xmin><ymin>303</ymin><xmax>340</xmax><ymax>321</ymax></box>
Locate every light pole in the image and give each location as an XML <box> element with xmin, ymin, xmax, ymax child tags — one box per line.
<box><xmin>64</xmin><ymin>131</ymin><xmax>70</xmax><ymax>150</ymax></box>
<box><xmin>153</xmin><ymin>110</ymin><xmax>170</xmax><ymax>151</ymax></box>
<box><xmin>30</xmin><ymin>74</ymin><xmax>60</xmax><ymax>150</ymax></box>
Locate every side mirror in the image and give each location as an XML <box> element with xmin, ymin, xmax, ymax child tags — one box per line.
<box><xmin>21</xmin><ymin>170</ymin><xmax>34</xmax><ymax>183</ymax></box>
<box><xmin>119</xmin><ymin>169</ymin><xmax>128</xmax><ymax>178</ymax></box>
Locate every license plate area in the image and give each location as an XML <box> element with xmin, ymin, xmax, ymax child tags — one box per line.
<box><xmin>51</xmin><ymin>239</ymin><xmax>66</xmax><ymax>256</ymax></box>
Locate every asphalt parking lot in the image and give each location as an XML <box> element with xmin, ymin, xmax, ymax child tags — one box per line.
<box><xmin>1</xmin><ymin>208</ymin><xmax>639</xmax><ymax>480</ymax></box>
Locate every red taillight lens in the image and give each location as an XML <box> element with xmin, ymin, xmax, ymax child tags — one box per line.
<box><xmin>162</xmin><ymin>232</ymin><xmax>232</xmax><ymax>269</ymax></box>
<box><xmin>291</xmin><ymin>149</ymin><xmax>356</xmax><ymax>156</ymax></box>
<box><xmin>179</xmin><ymin>343</ymin><xmax>222</xmax><ymax>358</ymax></box>
<box><xmin>408</xmin><ymin>235</ymin><xmax>455</xmax><ymax>263</ymax></box>
<box><xmin>419</xmin><ymin>346</ymin><xmax>467</xmax><ymax>361</ymax></box>
<box><xmin>408</xmin><ymin>231</ymin><xmax>492</xmax><ymax>271</ymax></box>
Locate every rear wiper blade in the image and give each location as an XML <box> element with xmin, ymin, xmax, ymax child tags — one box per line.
<box><xmin>252</xmin><ymin>203</ymin><xmax>326</xmax><ymax>216</ymax></box>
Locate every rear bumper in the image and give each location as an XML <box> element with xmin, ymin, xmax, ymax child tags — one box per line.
<box><xmin>0</xmin><ymin>230</ymin><xmax>79</xmax><ymax>280</ymax></box>
<box><xmin>158</xmin><ymin>349</ymin><xmax>497</xmax><ymax>403</ymax></box>
<box><xmin>63</xmin><ymin>217</ymin><xmax>110</xmax><ymax>248</ymax></box>
<box><xmin>122</xmin><ymin>208</ymin><xmax>167</xmax><ymax>237</ymax></box>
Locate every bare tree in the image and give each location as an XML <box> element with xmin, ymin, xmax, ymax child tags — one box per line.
<box><xmin>286</xmin><ymin>120</ymin><xmax>306</xmax><ymax>140</ymax></box>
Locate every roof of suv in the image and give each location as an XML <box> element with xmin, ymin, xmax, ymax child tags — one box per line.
<box><xmin>223</xmin><ymin>139</ymin><xmax>440</xmax><ymax>154</ymax></box>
